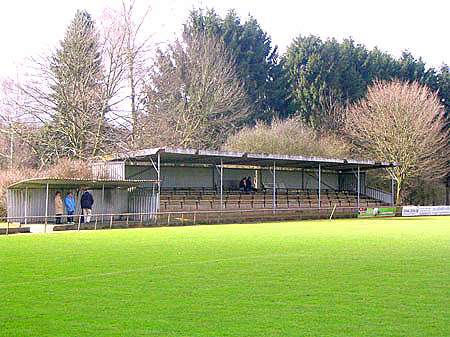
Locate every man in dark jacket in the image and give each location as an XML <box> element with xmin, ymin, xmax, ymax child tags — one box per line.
<box><xmin>245</xmin><ymin>176</ymin><xmax>253</xmax><ymax>193</ymax></box>
<box><xmin>239</xmin><ymin>178</ymin><xmax>246</xmax><ymax>192</ymax></box>
<box><xmin>80</xmin><ymin>188</ymin><xmax>94</xmax><ymax>224</ymax></box>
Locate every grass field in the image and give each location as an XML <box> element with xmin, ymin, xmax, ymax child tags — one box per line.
<box><xmin>1</xmin><ymin>216</ymin><xmax>449</xmax><ymax>336</ymax></box>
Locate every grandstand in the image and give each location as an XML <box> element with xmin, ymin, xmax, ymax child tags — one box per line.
<box><xmin>96</xmin><ymin>147</ymin><xmax>397</xmax><ymax>215</ymax></box>
<box><xmin>6</xmin><ymin>147</ymin><xmax>398</xmax><ymax>228</ymax></box>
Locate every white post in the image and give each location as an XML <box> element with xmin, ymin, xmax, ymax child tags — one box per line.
<box><xmin>101</xmin><ymin>184</ymin><xmax>105</xmax><ymax>223</ymax></box>
<box><xmin>44</xmin><ymin>183</ymin><xmax>49</xmax><ymax>232</ymax></box>
<box><xmin>357</xmin><ymin>165</ymin><xmax>360</xmax><ymax>208</ymax></box>
<box><xmin>157</xmin><ymin>152</ymin><xmax>161</xmax><ymax>212</ymax></box>
<box><xmin>24</xmin><ymin>187</ymin><xmax>28</xmax><ymax>225</ymax></box>
<box><xmin>318</xmin><ymin>164</ymin><xmax>321</xmax><ymax>209</ymax></box>
<box><xmin>301</xmin><ymin>169</ymin><xmax>305</xmax><ymax>190</ymax></box>
<box><xmin>391</xmin><ymin>176</ymin><xmax>395</xmax><ymax>206</ymax></box>
<box><xmin>272</xmin><ymin>161</ymin><xmax>276</xmax><ymax>210</ymax></box>
<box><xmin>329</xmin><ymin>204</ymin><xmax>337</xmax><ymax>220</ymax></box>
<box><xmin>220</xmin><ymin>158</ymin><xmax>223</xmax><ymax>210</ymax></box>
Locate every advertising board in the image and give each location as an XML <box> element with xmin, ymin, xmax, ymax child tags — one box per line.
<box><xmin>402</xmin><ymin>205</ymin><xmax>450</xmax><ymax>217</ymax></box>
<box><xmin>358</xmin><ymin>207</ymin><xmax>396</xmax><ymax>218</ymax></box>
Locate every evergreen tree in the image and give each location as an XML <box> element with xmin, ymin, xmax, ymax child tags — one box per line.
<box><xmin>184</xmin><ymin>9</ymin><xmax>291</xmax><ymax>122</ymax></box>
<box><xmin>435</xmin><ymin>64</ymin><xmax>450</xmax><ymax>126</ymax></box>
<box><xmin>284</xmin><ymin>35</ymin><xmax>450</xmax><ymax>129</ymax></box>
<box><xmin>49</xmin><ymin>10</ymin><xmax>106</xmax><ymax>158</ymax></box>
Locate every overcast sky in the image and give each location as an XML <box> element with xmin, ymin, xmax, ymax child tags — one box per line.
<box><xmin>0</xmin><ymin>0</ymin><xmax>448</xmax><ymax>78</ymax></box>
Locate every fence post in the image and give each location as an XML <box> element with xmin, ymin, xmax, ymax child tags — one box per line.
<box><xmin>110</xmin><ymin>215</ymin><xmax>113</xmax><ymax>229</ymax></box>
<box><xmin>193</xmin><ymin>212</ymin><xmax>196</xmax><ymax>225</ymax></box>
<box><xmin>94</xmin><ymin>218</ymin><xmax>97</xmax><ymax>230</ymax></box>
<box><xmin>77</xmin><ymin>214</ymin><xmax>81</xmax><ymax>231</ymax></box>
<box><xmin>6</xmin><ymin>221</ymin><xmax>9</xmax><ymax>235</ymax></box>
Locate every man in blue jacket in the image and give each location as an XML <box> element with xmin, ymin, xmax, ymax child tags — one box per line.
<box><xmin>80</xmin><ymin>188</ymin><xmax>94</xmax><ymax>224</ymax></box>
<box><xmin>64</xmin><ymin>191</ymin><xmax>76</xmax><ymax>224</ymax></box>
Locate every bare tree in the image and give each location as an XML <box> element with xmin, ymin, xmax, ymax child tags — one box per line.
<box><xmin>0</xmin><ymin>80</ymin><xmax>15</xmax><ymax>166</ymax></box>
<box><xmin>311</xmin><ymin>92</ymin><xmax>348</xmax><ymax>131</ymax></box>
<box><xmin>143</xmin><ymin>33</ymin><xmax>252</xmax><ymax>149</ymax></box>
<box><xmin>99</xmin><ymin>0</ymin><xmax>155</xmax><ymax>150</ymax></box>
<box><xmin>0</xmin><ymin>79</ymin><xmax>43</xmax><ymax>167</ymax></box>
<box><xmin>121</xmin><ymin>0</ymin><xmax>153</xmax><ymax>149</ymax></box>
<box><xmin>345</xmin><ymin>80</ymin><xmax>449</xmax><ymax>204</ymax></box>
<box><xmin>224</xmin><ymin>117</ymin><xmax>351</xmax><ymax>158</ymax></box>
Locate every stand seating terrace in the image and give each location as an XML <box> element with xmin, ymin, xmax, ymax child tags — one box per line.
<box><xmin>159</xmin><ymin>187</ymin><xmax>387</xmax><ymax>211</ymax></box>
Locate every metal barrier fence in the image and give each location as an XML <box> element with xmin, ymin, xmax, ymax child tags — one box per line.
<box><xmin>0</xmin><ymin>206</ymin><xmax>361</xmax><ymax>235</ymax></box>
<box><xmin>365</xmin><ymin>186</ymin><xmax>393</xmax><ymax>205</ymax></box>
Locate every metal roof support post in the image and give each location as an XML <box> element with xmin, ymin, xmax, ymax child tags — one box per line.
<box><xmin>44</xmin><ymin>183</ymin><xmax>49</xmax><ymax>232</ymax></box>
<box><xmin>445</xmin><ymin>176</ymin><xmax>450</xmax><ymax>206</ymax></box>
<box><xmin>220</xmin><ymin>158</ymin><xmax>223</xmax><ymax>210</ymax></box>
<box><xmin>24</xmin><ymin>187</ymin><xmax>28</xmax><ymax>225</ymax></box>
<box><xmin>391</xmin><ymin>175</ymin><xmax>395</xmax><ymax>206</ymax></box>
<box><xmin>273</xmin><ymin>161</ymin><xmax>276</xmax><ymax>211</ymax></box>
<box><xmin>149</xmin><ymin>153</ymin><xmax>161</xmax><ymax>213</ymax></box>
<box><xmin>357</xmin><ymin>165</ymin><xmax>360</xmax><ymax>209</ymax></box>
<box><xmin>101</xmin><ymin>184</ymin><xmax>105</xmax><ymax>224</ymax></box>
<box><xmin>301</xmin><ymin>169</ymin><xmax>305</xmax><ymax>190</ymax></box>
<box><xmin>385</xmin><ymin>168</ymin><xmax>396</xmax><ymax>206</ymax></box>
<box><xmin>157</xmin><ymin>151</ymin><xmax>161</xmax><ymax>212</ymax></box>
<box><xmin>318</xmin><ymin>164</ymin><xmax>321</xmax><ymax>210</ymax></box>
<box><xmin>337</xmin><ymin>171</ymin><xmax>342</xmax><ymax>192</ymax></box>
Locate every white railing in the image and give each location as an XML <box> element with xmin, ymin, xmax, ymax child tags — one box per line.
<box><xmin>0</xmin><ymin>206</ymin><xmax>361</xmax><ymax>235</ymax></box>
<box><xmin>365</xmin><ymin>186</ymin><xmax>392</xmax><ymax>205</ymax></box>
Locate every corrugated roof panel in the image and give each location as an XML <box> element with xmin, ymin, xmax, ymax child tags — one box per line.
<box><xmin>8</xmin><ymin>178</ymin><xmax>157</xmax><ymax>190</ymax></box>
<box><xmin>109</xmin><ymin>147</ymin><xmax>399</xmax><ymax>170</ymax></box>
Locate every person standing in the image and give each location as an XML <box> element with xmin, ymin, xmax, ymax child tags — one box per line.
<box><xmin>246</xmin><ymin>176</ymin><xmax>253</xmax><ymax>193</ymax></box>
<box><xmin>54</xmin><ymin>191</ymin><xmax>64</xmax><ymax>224</ymax></box>
<box><xmin>80</xmin><ymin>188</ymin><xmax>94</xmax><ymax>224</ymax></box>
<box><xmin>239</xmin><ymin>178</ymin><xmax>246</xmax><ymax>192</ymax></box>
<box><xmin>64</xmin><ymin>191</ymin><xmax>76</xmax><ymax>224</ymax></box>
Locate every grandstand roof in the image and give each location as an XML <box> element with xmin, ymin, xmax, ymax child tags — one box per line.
<box><xmin>108</xmin><ymin>147</ymin><xmax>398</xmax><ymax>171</ymax></box>
<box><xmin>8</xmin><ymin>178</ymin><xmax>156</xmax><ymax>189</ymax></box>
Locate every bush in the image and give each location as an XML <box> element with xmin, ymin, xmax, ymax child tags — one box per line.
<box><xmin>404</xmin><ymin>179</ymin><xmax>447</xmax><ymax>206</ymax></box>
<box><xmin>223</xmin><ymin>118</ymin><xmax>350</xmax><ymax>158</ymax></box>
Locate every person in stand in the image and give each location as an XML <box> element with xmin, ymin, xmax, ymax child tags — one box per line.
<box><xmin>64</xmin><ymin>191</ymin><xmax>76</xmax><ymax>224</ymax></box>
<box><xmin>54</xmin><ymin>191</ymin><xmax>64</xmax><ymax>224</ymax></box>
<box><xmin>80</xmin><ymin>188</ymin><xmax>94</xmax><ymax>224</ymax></box>
<box><xmin>239</xmin><ymin>178</ymin><xmax>246</xmax><ymax>192</ymax></box>
<box><xmin>245</xmin><ymin>176</ymin><xmax>253</xmax><ymax>193</ymax></box>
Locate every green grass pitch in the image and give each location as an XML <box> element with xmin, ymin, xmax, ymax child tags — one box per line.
<box><xmin>1</xmin><ymin>216</ymin><xmax>449</xmax><ymax>336</ymax></box>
